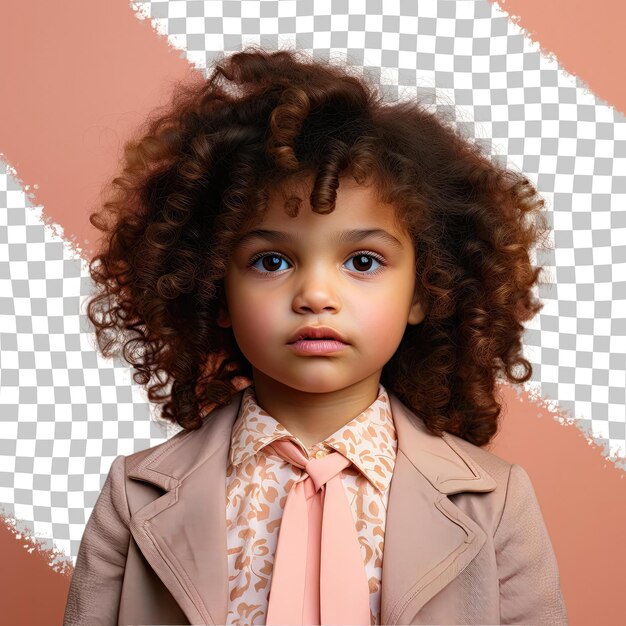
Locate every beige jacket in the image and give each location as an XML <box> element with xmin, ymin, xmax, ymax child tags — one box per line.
<box><xmin>63</xmin><ymin>389</ymin><xmax>568</xmax><ymax>625</ymax></box>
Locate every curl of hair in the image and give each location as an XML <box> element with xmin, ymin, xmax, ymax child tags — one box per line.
<box><xmin>86</xmin><ymin>46</ymin><xmax>551</xmax><ymax>445</ymax></box>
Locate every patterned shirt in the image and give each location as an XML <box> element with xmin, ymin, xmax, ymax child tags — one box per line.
<box><xmin>225</xmin><ymin>383</ymin><xmax>398</xmax><ymax>625</ymax></box>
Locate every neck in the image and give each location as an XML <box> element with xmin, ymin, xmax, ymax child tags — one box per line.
<box><xmin>250</xmin><ymin>369</ymin><xmax>382</xmax><ymax>449</ymax></box>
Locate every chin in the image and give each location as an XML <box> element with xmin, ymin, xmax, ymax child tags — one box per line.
<box><xmin>266</xmin><ymin>375</ymin><xmax>349</xmax><ymax>394</ymax></box>
<box><xmin>290</xmin><ymin>374</ymin><xmax>374</xmax><ymax>395</ymax></box>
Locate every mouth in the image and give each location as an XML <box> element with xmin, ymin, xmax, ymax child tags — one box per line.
<box><xmin>287</xmin><ymin>337</ymin><xmax>349</xmax><ymax>354</ymax></box>
<box><xmin>287</xmin><ymin>326</ymin><xmax>349</xmax><ymax>344</ymax></box>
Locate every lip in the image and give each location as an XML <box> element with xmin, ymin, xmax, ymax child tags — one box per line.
<box><xmin>287</xmin><ymin>325</ymin><xmax>349</xmax><ymax>344</ymax></box>
<box><xmin>288</xmin><ymin>339</ymin><xmax>349</xmax><ymax>354</ymax></box>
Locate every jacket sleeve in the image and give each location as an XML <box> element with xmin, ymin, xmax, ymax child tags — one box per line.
<box><xmin>494</xmin><ymin>463</ymin><xmax>569</xmax><ymax>625</ymax></box>
<box><xmin>63</xmin><ymin>455</ymin><xmax>131</xmax><ymax>626</ymax></box>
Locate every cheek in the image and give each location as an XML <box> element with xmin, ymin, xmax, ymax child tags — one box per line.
<box><xmin>353</xmin><ymin>293</ymin><xmax>411</xmax><ymax>352</ymax></box>
<box><xmin>228</xmin><ymin>289</ymin><xmax>281</xmax><ymax>338</ymax></box>
<box><xmin>359</xmin><ymin>306</ymin><xmax>406</xmax><ymax>337</ymax></box>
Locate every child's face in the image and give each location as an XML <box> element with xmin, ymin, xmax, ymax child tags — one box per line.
<box><xmin>218</xmin><ymin>175</ymin><xmax>425</xmax><ymax>395</ymax></box>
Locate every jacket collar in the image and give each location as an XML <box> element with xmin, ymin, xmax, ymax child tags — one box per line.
<box><xmin>127</xmin><ymin>388</ymin><xmax>496</xmax><ymax>625</ymax></box>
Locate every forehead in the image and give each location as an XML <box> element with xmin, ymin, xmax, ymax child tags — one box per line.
<box><xmin>256</xmin><ymin>174</ymin><xmax>405</xmax><ymax>233</ymax></box>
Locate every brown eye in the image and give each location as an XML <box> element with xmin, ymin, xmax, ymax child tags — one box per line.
<box><xmin>347</xmin><ymin>252</ymin><xmax>386</xmax><ymax>276</ymax></box>
<box><xmin>344</xmin><ymin>252</ymin><xmax>386</xmax><ymax>274</ymax></box>
<box><xmin>261</xmin><ymin>255</ymin><xmax>283</xmax><ymax>271</ymax></box>
<box><xmin>352</xmin><ymin>254</ymin><xmax>374</xmax><ymax>272</ymax></box>
<box><xmin>250</xmin><ymin>253</ymin><xmax>290</xmax><ymax>273</ymax></box>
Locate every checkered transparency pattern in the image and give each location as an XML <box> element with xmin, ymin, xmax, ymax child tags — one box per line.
<box><xmin>0</xmin><ymin>163</ymin><xmax>174</xmax><ymax>561</ymax></box>
<box><xmin>0</xmin><ymin>0</ymin><xmax>624</xmax><ymax>567</ymax></box>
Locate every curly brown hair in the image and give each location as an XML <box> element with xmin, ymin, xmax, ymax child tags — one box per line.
<box><xmin>86</xmin><ymin>46</ymin><xmax>550</xmax><ymax>447</ymax></box>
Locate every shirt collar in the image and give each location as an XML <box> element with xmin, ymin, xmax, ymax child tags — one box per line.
<box><xmin>229</xmin><ymin>383</ymin><xmax>397</xmax><ymax>494</ymax></box>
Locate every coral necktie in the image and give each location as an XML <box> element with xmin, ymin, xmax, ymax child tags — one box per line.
<box><xmin>264</xmin><ymin>438</ymin><xmax>371</xmax><ymax>626</ymax></box>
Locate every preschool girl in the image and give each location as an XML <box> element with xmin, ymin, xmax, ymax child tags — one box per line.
<box><xmin>63</xmin><ymin>47</ymin><xmax>568</xmax><ymax>625</ymax></box>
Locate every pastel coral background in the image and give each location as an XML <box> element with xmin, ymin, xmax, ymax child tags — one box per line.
<box><xmin>0</xmin><ymin>1</ymin><xmax>624</xmax><ymax>624</ymax></box>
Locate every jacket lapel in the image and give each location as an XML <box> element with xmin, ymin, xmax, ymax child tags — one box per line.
<box><xmin>126</xmin><ymin>388</ymin><xmax>497</xmax><ymax>626</ymax></box>
<box><xmin>127</xmin><ymin>391</ymin><xmax>242</xmax><ymax>625</ymax></box>
<box><xmin>380</xmin><ymin>393</ymin><xmax>497</xmax><ymax>625</ymax></box>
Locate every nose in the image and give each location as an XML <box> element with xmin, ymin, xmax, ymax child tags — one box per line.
<box><xmin>291</xmin><ymin>266</ymin><xmax>341</xmax><ymax>315</ymax></box>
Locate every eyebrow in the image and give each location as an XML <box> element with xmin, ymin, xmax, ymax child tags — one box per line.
<box><xmin>234</xmin><ymin>228</ymin><xmax>405</xmax><ymax>250</ymax></box>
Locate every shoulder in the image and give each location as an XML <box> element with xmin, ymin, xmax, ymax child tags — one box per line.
<box><xmin>449</xmin><ymin>432</ymin><xmax>540</xmax><ymax>503</ymax></box>
<box><xmin>388</xmin><ymin>390</ymin><xmax>526</xmax><ymax>521</ymax></box>
<box><xmin>442</xmin><ymin>431</ymin><xmax>545</xmax><ymax>535</ymax></box>
<box><xmin>123</xmin><ymin>399</ymin><xmax>236</xmax><ymax>474</ymax></box>
<box><xmin>436</xmin><ymin>439</ymin><xmax>568</xmax><ymax>621</ymax></box>
<box><xmin>445</xmin><ymin>431</ymin><xmax>514</xmax><ymax>487</ymax></box>
<box><xmin>447</xmin><ymin>429</ymin><xmax>541</xmax><ymax>502</ymax></box>
<box><xmin>123</xmin><ymin>426</ymin><xmax>191</xmax><ymax>475</ymax></box>
<box><xmin>119</xmin><ymin>391</ymin><xmax>245</xmax><ymax>490</ymax></box>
